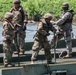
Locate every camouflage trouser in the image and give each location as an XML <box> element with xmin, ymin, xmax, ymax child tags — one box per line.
<box><xmin>14</xmin><ymin>31</ymin><xmax>26</xmax><ymax>52</ymax></box>
<box><xmin>3</xmin><ymin>40</ymin><xmax>13</xmax><ymax>64</ymax></box>
<box><xmin>31</xmin><ymin>39</ymin><xmax>52</xmax><ymax>62</ymax></box>
<box><xmin>50</xmin><ymin>30</ymin><xmax>72</xmax><ymax>54</ymax></box>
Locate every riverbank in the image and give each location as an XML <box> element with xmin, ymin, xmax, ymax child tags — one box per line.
<box><xmin>0</xmin><ymin>20</ymin><xmax>39</xmax><ymax>25</ymax></box>
<box><xmin>0</xmin><ymin>20</ymin><xmax>76</xmax><ymax>26</ymax></box>
<box><xmin>0</xmin><ymin>0</ymin><xmax>76</xmax><ymax>20</ymax></box>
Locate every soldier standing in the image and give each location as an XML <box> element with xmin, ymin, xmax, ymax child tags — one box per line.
<box><xmin>2</xmin><ymin>12</ymin><xmax>15</xmax><ymax>67</ymax></box>
<box><xmin>10</xmin><ymin>0</ymin><xmax>28</xmax><ymax>55</ymax></box>
<box><xmin>31</xmin><ymin>13</ymin><xmax>56</xmax><ymax>64</ymax></box>
<box><xmin>50</xmin><ymin>2</ymin><xmax>74</xmax><ymax>58</ymax></box>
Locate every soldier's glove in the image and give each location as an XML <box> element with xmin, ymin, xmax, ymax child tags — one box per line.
<box><xmin>23</xmin><ymin>22</ymin><xmax>27</xmax><ymax>31</ymax></box>
<box><xmin>55</xmin><ymin>30</ymin><xmax>62</xmax><ymax>35</ymax></box>
<box><xmin>46</xmin><ymin>33</ymin><xmax>50</xmax><ymax>36</ymax></box>
<box><xmin>5</xmin><ymin>35</ymin><xmax>11</xmax><ymax>40</ymax></box>
<box><xmin>23</xmin><ymin>26</ymin><xmax>26</xmax><ymax>31</ymax></box>
<box><xmin>50</xmin><ymin>21</ymin><xmax>56</xmax><ymax>25</ymax></box>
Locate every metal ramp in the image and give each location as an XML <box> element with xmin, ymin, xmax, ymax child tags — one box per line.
<box><xmin>0</xmin><ymin>39</ymin><xmax>76</xmax><ymax>75</ymax></box>
<box><xmin>0</xmin><ymin>61</ymin><xmax>76</xmax><ymax>75</ymax></box>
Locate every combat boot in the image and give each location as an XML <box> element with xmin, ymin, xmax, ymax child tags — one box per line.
<box><xmin>59</xmin><ymin>51</ymin><xmax>67</xmax><ymax>58</ymax></box>
<box><xmin>31</xmin><ymin>60</ymin><xmax>35</xmax><ymax>64</ymax></box>
<box><xmin>63</xmin><ymin>54</ymin><xmax>72</xmax><ymax>58</ymax></box>
<box><xmin>14</xmin><ymin>51</ymin><xmax>19</xmax><ymax>54</ymax></box>
<box><xmin>47</xmin><ymin>61</ymin><xmax>55</xmax><ymax>64</ymax></box>
<box><xmin>4</xmin><ymin>63</ymin><xmax>15</xmax><ymax>67</ymax></box>
<box><xmin>19</xmin><ymin>51</ymin><xmax>25</xmax><ymax>55</ymax></box>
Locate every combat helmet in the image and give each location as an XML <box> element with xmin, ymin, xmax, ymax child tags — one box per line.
<box><xmin>13</xmin><ymin>0</ymin><xmax>21</xmax><ymax>4</ymax></box>
<box><xmin>62</xmin><ymin>2</ymin><xmax>69</xmax><ymax>8</ymax></box>
<box><xmin>4</xmin><ymin>12</ymin><xmax>13</xmax><ymax>19</ymax></box>
<box><xmin>43</xmin><ymin>13</ymin><xmax>52</xmax><ymax>19</ymax></box>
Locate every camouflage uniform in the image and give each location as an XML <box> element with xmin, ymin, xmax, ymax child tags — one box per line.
<box><xmin>31</xmin><ymin>13</ymin><xmax>56</xmax><ymax>64</ymax></box>
<box><xmin>50</xmin><ymin>3</ymin><xmax>74</xmax><ymax>57</ymax></box>
<box><xmin>2</xmin><ymin>12</ymin><xmax>15</xmax><ymax>67</ymax></box>
<box><xmin>10</xmin><ymin>0</ymin><xmax>28</xmax><ymax>54</ymax></box>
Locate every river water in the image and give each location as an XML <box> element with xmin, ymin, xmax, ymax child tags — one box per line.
<box><xmin>0</xmin><ymin>23</ymin><xmax>76</xmax><ymax>42</ymax></box>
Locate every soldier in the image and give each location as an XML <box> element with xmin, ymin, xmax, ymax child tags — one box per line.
<box><xmin>31</xmin><ymin>13</ymin><xmax>56</xmax><ymax>64</ymax></box>
<box><xmin>10</xmin><ymin>0</ymin><xmax>28</xmax><ymax>55</ymax></box>
<box><xmin>50</xmin><ymin>2</ymin><xmax>74</xmax><ymax>58</ymax></box>
<box><xmin>2</xmin><ymin>12</ymin><xmax>15</xmax><ymax>67</ymax></box>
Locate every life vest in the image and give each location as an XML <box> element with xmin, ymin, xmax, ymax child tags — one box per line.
<box><xmin>42</xmin><ymin>19</ymin><xmax>53</xmax><ymax>34</ymax></box>
<box><xmin>10</xmin><ymin>6</ymin><xmax>25</xmax><ymax>23</ymax></box>
<box><xmin>62</xmin><ymin>9</ymin><xmax>74</xmax><ymax>25</ymax></box>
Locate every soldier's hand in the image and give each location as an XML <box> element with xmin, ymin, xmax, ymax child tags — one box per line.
<box><xmin>5</xmin><ymin>35</ymin><xmax>10</xmax><ymax>40</ymax></box>
<box><xmin>46</xmin><ymin>33</ymin><xmax>50</xmax><ymax>36</ymax></box>
<box><xmin>50</xmin><ymin>21</ymin><xmax>56</xmax><ymax>25</ymax></box>
<box><xmin>53</xmin><ymin>29</ymin><xmax>57</xmax><ymax>33</ymax></box>
<box><xmin>23</xmin><ymin>22</ymin><xmax>27</xmax><ymax>31</ymax></box>
<box><xmin>24</xmin><ymin>22</ymin><xmax>27</xmax><ymax>25</ymax></box>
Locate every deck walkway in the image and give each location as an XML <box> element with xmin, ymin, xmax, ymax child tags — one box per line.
<box><xmin>0</xmin><ymin>47</ymin><xmax>76</xmax><ymax>64</ymax></box>
<box><xmin>0</xmin><ymin>48</ymin><xmax>76</xmax><ymax>75</ymax></box>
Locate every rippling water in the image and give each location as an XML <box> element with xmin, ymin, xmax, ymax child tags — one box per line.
<box><xmin>0</xmin><ymin>23</ymin><xmax>76</xmax><ymax>42</ymax></box>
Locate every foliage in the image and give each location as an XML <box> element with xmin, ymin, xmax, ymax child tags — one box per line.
<box><xmin>25</xmin><ymin>0</ymin><xmax>76</xmax><ymax>20</ymax></box>
<box><xmin>0</xmin><ymin>0</ymin><xmax>76</xmax><ymax>20</ymax></box>
<box><xmin>0</xmin><ymin>0</ymin><xmax>13</xmax><ymax>20</ymax></box>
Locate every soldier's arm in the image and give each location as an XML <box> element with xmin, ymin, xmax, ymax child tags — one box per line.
<box><xmin>55</xmin><ymin>12</ymin><xmax>71</xmax><ymax>26</ymax></box>
<box><xmin>3</xmin><ymin>23</ymin><xmax>9</xmax><ymax>33</ymax></box>
<box><xmin>50</xmin><ymin>20</ymin><xmax>56</xmax><ymax>25</ymax></box>
<box><xmin>22</xmin><ymin>8</ymin><xmax>28</xmax><ymax>31</ymax></box>
<box><xmin>2</xmin><ymin>23</ymin><xmax>10</xmax><ymax>38</ymax></box>
<box><xmin>51</xmin><ymin>25</ymin><xmax>57</xmax><ymax>33</ymax></box>
<box><xmin>10</xmin><ymin>7</ymin><xmax>14</xmax><ymax>13</ymax></box>
<box><xmin>37</xmin><ymin>22</ymin><xmax>43</xmax><ymax>30</ymax></box>
<box><xmin>49</xmin><ymin>22</ymin><xmax>57</xmax><ymax>33</ymax></box>
<box><xmin>33</xmin><ymin>22</ymin><xmax>43</xmax><ymax>37</ymax></box>
<box><xmin>37</xmin><ymin>22</ymin><xmax>43</xmax><ymax>34</ymax></box>
<box><xmin>3</xmin><ymin>23</ymin><xmax>14</xmax><ymax>40</ymax></box>
<box><xmin>23</xmin><ymin>8</ymin><xmax>28</xmax><ymax>23</ymax></box>
<box><xmin>37</xmin><ymin>22</ymin><xmax>48</xmax><ymax>36</ymax></box>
